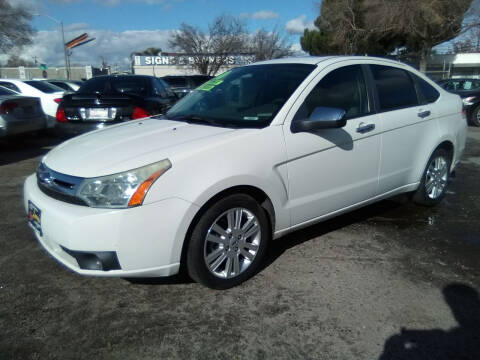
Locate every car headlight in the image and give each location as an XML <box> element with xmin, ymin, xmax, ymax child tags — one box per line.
<box><xmin>77</xmin><ymin>159</ymin><xmax>171</xmax><ymax>208</ymax></box>
<box><xmin>462</xmin><ymin>96</ymin><xmax>476</xmax><ymax>106</ymax></box>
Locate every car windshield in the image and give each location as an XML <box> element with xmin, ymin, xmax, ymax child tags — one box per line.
<box><xmin>165</xmin><ymin>64</ymin><xmax>315</xmax><ymax>128</ymax></box>
<box><xmin>78</xmin><ymin>76</ymin><xmax>148</xmax><ymax>96</ymax></box>
<box><xmin>0</xmin><ymin>86</ymin><xmax>16</xmax><ymax>95</ymax></box>
<box><xmin>24</xmin><ymin>80</ymin><xmax>64</xmax><ymax>93</ymax></box>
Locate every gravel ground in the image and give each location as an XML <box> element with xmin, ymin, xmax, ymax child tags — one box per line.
<box><xmin>0</xmin><ymin>128</ymin><xmax>479</xmax><ymax>360</ymax></box>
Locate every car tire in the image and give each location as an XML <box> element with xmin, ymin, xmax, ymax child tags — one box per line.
<box><xmin>413</xmin><ymin>148</ymin><xmax>451</xmax><ymax>206</ymax></box>
<box><xmin>470</xmin><ymin>105</ymin><xmax>480</xmax><ymax>127</ymax></box>
<box><xmin>186</xmin><ymin>194</ymin><xmax>270</xmax><ymax>289</ymax></box>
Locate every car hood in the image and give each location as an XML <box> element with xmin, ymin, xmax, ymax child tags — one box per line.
<box><xmin>43</xmin><ymin>118</ymin><xmax>237</xmax><ymax>177</ymax></box>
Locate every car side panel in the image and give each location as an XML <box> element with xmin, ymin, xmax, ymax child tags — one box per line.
<box><xmin>144</xmin><ymin>125</ymin><xmax>291</xmax><ymax>234</ymax></box>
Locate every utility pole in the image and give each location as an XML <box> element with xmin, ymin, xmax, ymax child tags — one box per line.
<box><xmin>33</xmin><ymin>14</ymin><xmax>70</xmax><ymax>79</ymax></box>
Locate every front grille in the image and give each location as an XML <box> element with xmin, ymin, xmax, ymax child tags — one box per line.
<box><xmin>37</xmin><ymin>163</ymin><xmax>87</xmax><ymax>206</ymax></box>
<box><xmin>37</xmin><ymin>180</ymin><xmax>87</xmax><ymax>205</ymax></box>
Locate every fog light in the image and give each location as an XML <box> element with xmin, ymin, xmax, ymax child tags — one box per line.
<box><xmin>61</xmin><ymin>247</ymin><xmax>121</xmax><ymax>271</ymax></box>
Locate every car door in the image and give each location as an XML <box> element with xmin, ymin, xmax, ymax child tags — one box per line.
<box><xmin>283</xmin><ymin>63</ymin><xmax>382</xmax><ymax>226</ymax></box>
<box><xmin>369</xmin><ymin>64</ymin><xmax>440</xmax><ymax>193</ymax></box>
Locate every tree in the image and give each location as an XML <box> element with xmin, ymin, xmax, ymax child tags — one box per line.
<box><xmin>301</xmin><ymin>0</ymin><xmax>476</xmax><ymax>71</ymax></box>
<box><xmin>6</xmin><ymin>54</ymin><xmax>34</xmax><ymax>67</ymax></box>
<box><xmin>453</xmin><ymin>28</ymin><xmax>480</xmax><ymax>53</ymax></box>
<box><xmin>394</xmin><ymin>0</ymin><xmax>475</xmax><ymax>70</ymax></box>
<box><xmin>135</xmin><ymin>47</ymin><xmax>163</xmax><ymax>56</ymax></box>
<box><xmin>169</xmin><ymin>15</ymin><xmax>247</xmax><ymax>75</ymax></box>
<box><xmin>249</xmin><ymin>27</ymin><xmax>293</xmax><ymax>61</ymax></box>
<box><xmin>0</xmin><ymin>0</ymin><xmax>34</xmax><ymax>53</ymax></box>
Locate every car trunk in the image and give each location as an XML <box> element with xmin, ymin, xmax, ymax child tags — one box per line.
<box><xmin>62</xmin><ymin>93</ymin><xmax>138</xmax><ymax>122</ymax></box>
<box><xmin>1</xmin><ymin>96</ymin><xmax>43</xmax><ymax>120</ymax></box>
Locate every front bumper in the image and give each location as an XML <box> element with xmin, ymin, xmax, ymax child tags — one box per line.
<box><xmin>23</xmin><ymin>174</ymin><xmax>199</xmax><ymax>277</ymax></box>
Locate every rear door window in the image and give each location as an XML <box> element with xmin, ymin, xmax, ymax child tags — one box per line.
<box><xmin>370</xmin><ymin>65</ymin><xmax>419</xmax><ymax>111</ymax></box>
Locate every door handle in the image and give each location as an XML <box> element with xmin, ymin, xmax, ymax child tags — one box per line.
<box><xmin>418</xmin><ymin>110</ymin><xmax>431</xmax><ymax>118</ymax></box>
<box><xmin>356</xmin><ymin>122</ymin><xmax>375</xmax><ymax>133</ymax></box>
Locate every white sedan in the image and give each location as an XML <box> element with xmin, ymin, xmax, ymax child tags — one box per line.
<box><xmin>0</xmin><ymin>79</ymin><xmax>64</xmax><ymax>128</ymax></box>
<box><xmin>24</xmin><ymin>56</ymin><xmax>467</xmax><ymax>289</ymax></box>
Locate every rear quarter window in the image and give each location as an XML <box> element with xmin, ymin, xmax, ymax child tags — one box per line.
<box><xmin>412</xmin><ymin>74</ymin><xmax>440</xmax><ymax>104</ymax></box>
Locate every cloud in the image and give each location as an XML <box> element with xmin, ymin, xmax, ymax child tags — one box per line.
<box><xmin>7</xmin><ymin>27</ymin><xmax>175</xmax><ymax>71</ymax></box>
<box><xmin>251</xmin><ymin>10</ymin><xmax>279</xmax><ymax>20</ymax></box>
<box><xmin>285</xmin><ymin>15</ymin><xmax>315</xmax><ymax>35</ymax></box>
<box><xmin>63</xmin><ymin>22</ymin><xmax>91</xmax><ymax>31</ymax></box>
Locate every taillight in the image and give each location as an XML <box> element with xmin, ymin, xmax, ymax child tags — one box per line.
<box><xmin>132</xmin><ymin>106</ymin><xmax>150</xmax><ymax>120</ymax></box>
<box><xmin>54</xmin><ymin>98</ymin><xmax>62</xmax><ymax>104</ymax></box>
<box><xmin>0</xmin><ymin>102</ymin><xmax>18</xmax><ymax>114</ymax></box>
<box><xmin>56</xmin><ymin>106</ymin><xmax>67</xmax><ymax>123</ymax></box>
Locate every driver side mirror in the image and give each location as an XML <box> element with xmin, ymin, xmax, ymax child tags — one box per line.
<box><xmin>291</xmin><ymin>106</ymin><xmax>346</xmax><ymax>134</ymax></box>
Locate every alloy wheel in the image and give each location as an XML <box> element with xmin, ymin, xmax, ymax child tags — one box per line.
<box><xmin>203</xmin><ymin>207</ymin><xmax>261</xmax><ymax>279</ymax></box>
<box><xmin>425</xmin><ymin>156</ymin><xmax>448</xmax><ymax>199</ymax></box>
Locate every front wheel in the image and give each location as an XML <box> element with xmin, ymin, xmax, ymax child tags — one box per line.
<box><xmin>413</xmin><ymin>148</ymin><xmax>451</xmax><ymax>206</ymax></box>
<box><xmin>186</xmin><ymin>194</ymin><xmax>270</xmax><ymax>289</ymax></box>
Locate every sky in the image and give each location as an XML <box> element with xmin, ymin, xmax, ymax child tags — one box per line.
<box><xmin>5</xmin><ymin>0</ymin><xmax>320</xmax><ymax>70</ymax></box>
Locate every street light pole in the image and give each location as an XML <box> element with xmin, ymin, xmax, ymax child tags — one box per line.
<box><xmin>60</xmin><ymin>21</ymin><xmax>70</xmax><ymax>80</ymax></box>
<box><xmin>33</xmin><ymin>14</ymin><xmax>70</xmax><ymax>80</ymax></box>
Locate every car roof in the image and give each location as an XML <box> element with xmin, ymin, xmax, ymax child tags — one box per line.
<box><xmin>163</xmin><ymin>75</ymin><xmax>211</xmax><ymax>78</ymax></box>
<box><xmin>251</xmin><ymin>55</ymin><xmax>409</xmax><ymax>67</ymax></box>
<box><xmin>89</xmin><ymin>74</ymin><xmax>151</xmax><ymax>80</ymax></box>
<box><xmin>0</xmin><ymin>79</ymin><xmax>28</xmax><ymax>83</ymax></box>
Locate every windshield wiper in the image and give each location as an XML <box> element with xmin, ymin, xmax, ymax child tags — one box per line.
<box><xmin>169</xmin><ymin>114</ymin><xmax>224</xmax><ymax>127</ymax></box>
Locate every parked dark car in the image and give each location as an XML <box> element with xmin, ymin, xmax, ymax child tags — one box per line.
<box><xmin>0</xmin><ymin>86</ymin><xmax>48</xmax><ymax>137</ymax></box>
<box><xmin>161</xmin><ymin>75</ymin><xmax>213</xmax><ymax>98</ymax></box>
<box><xmin>438</xmin><ymin>78</ymin><xmax>480</xmax><ymax>126</ymax></box>
<box><xmin>56</xmin><ymin>75</ymin><xmax>178</xmax><ymax>135</ymax></box>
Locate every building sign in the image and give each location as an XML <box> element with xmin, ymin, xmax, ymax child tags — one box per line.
<box><xmin>133</xmin><ymin>54</ymin><xmax>255</xmax><ymax>67</ymax></box>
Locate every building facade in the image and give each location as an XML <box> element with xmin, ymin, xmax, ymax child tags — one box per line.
<box><xmin>0</xmin><ymin>65</ymin><xmax>108</xmax><ymax>81</ymax></box>
<box><xmin>426</xmin><ymin>53</ymin><xmax>480</xmax><ymax>80</ymax></box>
<box><xmin>132</xmin><ymin>53</ymin><xmax>256</xmax><ymax>77</ymax></box>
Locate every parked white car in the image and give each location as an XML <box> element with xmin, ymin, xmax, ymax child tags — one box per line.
<box><xmin>0</xmin><ymin>79</ymin><xmax>64</xmax><ymax>128</ymax></box>
<box><xmin>24</xmin><ymin>57</ymin><xmax>467</xmax><ymax>289</ymax></box>
<box><xmin>0</xmin><ymin>86</ymin><xmax>48</xmax><ymax>137</ymax></box>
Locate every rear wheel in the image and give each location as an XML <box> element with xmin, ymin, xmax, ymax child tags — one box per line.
<box><xmin>186</xmin><ymin>194</ymin><xmax>270</xmax><ymax>289</ymax></box>
<box><xmin>470</xmin><ymin>105</ymin><xmax>480</xmax><ymax>127</ymax></box>
<box><xmin>413</xmin><ymin>148</ymin><xmax>451</xmax><ymax>206</ymax></box>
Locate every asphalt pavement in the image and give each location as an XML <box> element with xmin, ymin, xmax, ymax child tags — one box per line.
<box><xmin>0</xmin><ymin>128</ymin><xmax>479</xmax><ymax>360</ymax></box>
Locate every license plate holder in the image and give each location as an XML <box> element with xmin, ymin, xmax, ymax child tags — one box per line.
<box><xmin>28</xmin><ymin>200</ymin><xmax>42</xmax><ymax>236</ymax></box>
<box><xmin>86</xmin><ymin>108</ymin><xmax>109</xmax><ymax>119</ymax></box>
